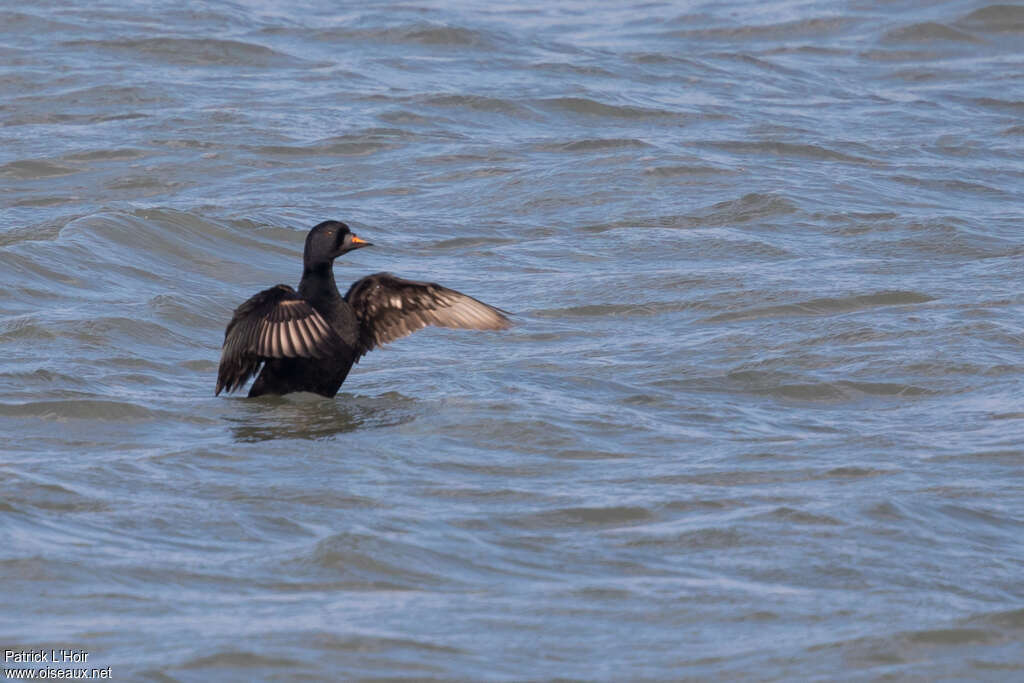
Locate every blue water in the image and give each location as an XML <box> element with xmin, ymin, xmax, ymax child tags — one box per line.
<box><xmin>2</xmin><ymin>0</ymin><xmax>1023</xmax><ymax>679</ymax></box>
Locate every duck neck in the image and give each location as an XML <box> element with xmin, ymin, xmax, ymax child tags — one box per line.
<box><xmin>299</xmin><ymin>261</ymin><xmax>341</xmax><ymax>305</ymax></box>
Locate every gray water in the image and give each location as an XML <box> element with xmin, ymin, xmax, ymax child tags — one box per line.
<box><xmin>2</xmin><ymin>0</ymin><xmax>1023</xmax><ymax>680</ymax></box>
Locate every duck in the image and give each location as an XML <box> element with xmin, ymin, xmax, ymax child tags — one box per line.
<box><xmin>216</xmin><ymin>220</ymin><xmax>510</xmax><ymax>397</ymax></box>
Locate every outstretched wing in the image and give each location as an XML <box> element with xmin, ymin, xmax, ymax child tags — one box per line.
<box><xmin>344</xmin><ymin>273</ymin><xmax>510</xmax><ymax>359</ymax></box>
<box><xmin>216</xmin><ymin>284</ymin><xmax>341</xmax><ymax>395</ymax></box>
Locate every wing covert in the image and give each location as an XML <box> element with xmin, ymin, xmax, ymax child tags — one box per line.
<box><xmin>344</xmin><ymin>273</ymin><xmax>510</xmax><ymax>358</ymax></box>
<box><xmin>215</xmin><ymin>284</ymin><xmax>340</xmax><ymax>395</ymax></box>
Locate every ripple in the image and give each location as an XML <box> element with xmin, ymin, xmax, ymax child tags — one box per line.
<box><xmin>0</xmin><ymin>399</ymin><xmax>161</xmax><ymax>420</ymax></box>
<box><xmin>0</xmin><ymin>160</ymin><xmax>79</xmax><ymax>180</ymax></box>
<box><xmin>0</xmin><ymin>13</ymin><xmax>82</xmax><ymax>37</ymax></box>
<box><xmin>300</xmin><ymin>532</ymin><xmax>463</xmax><ymax>589</ymax></box>
<box><xmin>642</xmin><ymin>164</ymin><xmax>737</xmax><ymax>177</ymax></box>
<box><xmin>0</xmin><ymin>318</ymin><xmax>58</xmax><ymax>341</ymax></box>
<box><xmin>754</xmin><ymin>381</ymin><xmax>936</xmax><ymax>403</ymax></box>
<box><xmin>180</xmin><ymin>652</ymin><xmax>303</xmax><ymax>670</ymax></box>
<box><xmin>3</xmin><ymin>477</ymin><xmax>109</xmax><ymax>513</ymax></box>
<box><xmin>704</xmin><ymin>290</ymin><xmax>935</xmax><ymax>323</ymax></box>
<box><xmin>580</xmin><ymin>193</ymin><xmax>799</xmax><ymax>232</ymax></box>
<box><xmin>389</xmin><ymin>24</ymin><xmax>495</xmax><ymax>47</ymax></box>
<box><xmin>530</xmin><ymin>62</ymin><xmax>617</xmax><ymax>77</ymax></box>
<box><xmin>432</xmin><ymin>236</ymin><xmax>516</xmax><ymax>250</ymax></box>
<box><xmin>969</xmin><ymin>607</ymin><xmax>1024</xmax><ymax>629</ymax></box>
<box><xmin>907</xmin><ymin>627</ymin><xmax>994</xmax><ymax>645</ymax></box>
<box><xmin>12</xmin><ymin>84</ymin><xmax>174</xmax><ymax>109</ymax></box>
<box><xmin>537</xmin><ymin>138</ymin><xmax>652</xmax><ymax>152</ymax></box>
<box><xmin>67</xmin><ymin>38</ymin><xmax>305</xmax><ymax>66</ymax></box>
<box><xmin>752</xmin><ymin>506</ymin><xmax>844</xmax><ymax>525</ymax></box>
<box><xmin>254</xmin><ymin>139</ymin><xmax>393</xmax><ymax>158</ymax></box>
<box><xmin>826</xmin><ymin>467</ymin><xmax>897</xmax><ymax>478</ymax></box>
<box><xmin>422</xmin><ymin>94</ymin><xmax>534</xmax><ymax>117</ymax></box>
<box><xmin>622</xmin><ymin>527</ymin><xmax>752</xmax><ymax>550</ymax></box>
<box><xmin>690</xmin><ymin>192</ymin><xmax>799</xmax><ymax>226</ymax></box>
<box><xmin>292</xmin><ymin>23</ymin><xmax>498</xmax><ymax>49</ymax></box>
<box><xmin>298</xmin><ymin>632</ymin><xmax>463</xmax><ymax>656</ymax></box>
<box><xmin>667</xmin><ymin>16</ymin><xmax>862</xmax><ymax>41</ymax></box>
<box><xmin>62</xmin><ymin>148</ymin><xmax>148</xmax><ymax>162</ymax></box>
<box><xmin>512</xmin><ymin>505</ymin><xmax>655</xmax><ymax>529</ymax></box>
<box><xmin>957</xmin><ymin>5</ymin><xmax>1024</xmax><ymax>33</ymax></box>
<box><xmin>703</xmin><ymin>140</ymin><xmax>878</xmax><ymax>164</ymax></box>
<box><xmin>889</xmin><ymin>175</ymin><xmax>1011</xmax><ymax>198</ymax></box>
<box><xmin>538</xmin><ymin>96</ymin><xmax>679</xmax><ymax>118</ymax></box>
<box><xmin>882</xmin><ymin>22</ymin><xmax>983</xmax><ymax>44</ymax></box>
<box><xmin>967</xmin><ymin>97</ymin><xmax>1024</xmax><ymax>113</ymax></box>
<box><xmin>533</xmin><ymin>302</ymin><xmax>679</xmax><ymax>318</ymax></box>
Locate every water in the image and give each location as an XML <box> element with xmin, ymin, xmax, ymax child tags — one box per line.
<box><xmin>2</xmin><ymin>0</ymin><xmax>1023</xmax><ymax>679</ymax></box>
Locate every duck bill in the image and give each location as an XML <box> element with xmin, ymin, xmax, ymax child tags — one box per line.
<box><xmin>350</xmin><ymin>235</ymin><xmax>373</xmax><ymax>249</ymax></box>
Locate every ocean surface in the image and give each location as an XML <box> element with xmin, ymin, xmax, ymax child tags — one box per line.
<box><xmin>2</xmin><ymin>0</ymin><xmax>1023</xmax><ymax>679</ymax></box>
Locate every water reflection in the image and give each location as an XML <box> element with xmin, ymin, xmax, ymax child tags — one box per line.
<box><xmin>226</xmin><ymin>391</ymin><xmax>419</xmax><ymax>442</ymax></box>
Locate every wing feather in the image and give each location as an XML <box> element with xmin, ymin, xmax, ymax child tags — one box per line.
<box><xmin>344</xmin><ymin>273</ymin><xmax>510</xmax><ymax>359</ymax></box>
<box><xmin>295</xmin><ymin>319</ymin><xmax>316</xmax><ymax>353</ymax></box>
<box><xmin>215</xmin><ymin>284</ymin><xmax>343</xmax><ymax>395</ymax></box>
<box><xmin>287</xmin><ymin>323</ymin><xmax>303</xmax><ymax>355</ymax></box>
